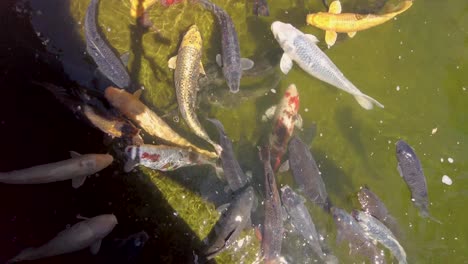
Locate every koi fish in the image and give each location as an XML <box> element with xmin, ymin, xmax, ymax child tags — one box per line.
<box><xmin>268</xmin><ymin>84</ymin><xmax>300</xmax><ymax>171</ymax></box>
<box><xmin>307</xmin><ymin>0</ymin><xmax>413</xmax><ymax>47</ymax></box>
<box><xmin>168</xmin><ymin>25</ymin><xmax>222</xmax><ymax>155</ymax></box>
<box><xmin>124</xmin><ymin>144</ymin><xmax>214</xmax><ymax>172</ymax></box>
<box><xmin>202</xmin><ymin>186</ymin><xmax>255</xmax><ymax>260</ymax></box>
<box><xmin>85</xmin><ymin>0</ymin><xmax>131</xmax><ymax>89</ymax></box>
<box><xmin>396</xmin><ymin>139</ymin><xmax>441</xmax><ymax>223</ymax></box>
<box><xmin>104</xmin><ymin>86</ymin><xmax>218</xmax><ymax>159</ymax></box>
<box><xmin>259</xmin><ymin>146</ymin><xmax>283</xmax><ymax>263</ymax></box>
<box><xmin>36</xmin><ymin>82</ymin><xmax>143</xmax><ymax>145</ymax></box>
<box><xmin>7</xmin><ymin>214</ymin><xmax>117</xmax><ymax>263</ymax></box>
<box><xmin>271</xmin><ymin>21</ymin><xmax>384</xmax><ymax>110</ymax></box>
<box><xmin>197</xmin><ymin>0</ymin><xmax>254</xmax><ymax>93</ymax></box>
<box><xmin>0</xmin><ymin>152</ymin><xmax>113</xmax><ymax>188</ymax></box>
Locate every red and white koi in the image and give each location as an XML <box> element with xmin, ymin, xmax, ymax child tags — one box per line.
<box><xmin>124</xmin><ymin>144</ymin><xmax>214</xmax><ymax>172</ymax></box>
<box><xmin>269</xmin><ymin>84</ymin><xmax>300</xmax><ymax>171</ymax></box>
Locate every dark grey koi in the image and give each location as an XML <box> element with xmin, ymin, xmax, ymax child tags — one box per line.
<box><xmin>85</xmin><ymin>0</ymin><xmax>131</xmax><ymax>89</ymax></box>
<box><xmin>197</xmin><ymin>0</ymin><xmax>254</xmax><ymax>93</ymax></box>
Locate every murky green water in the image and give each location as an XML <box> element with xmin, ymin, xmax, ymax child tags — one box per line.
<box><xmin>29</xmin><ymin>0</ymin><xmax>467</xmax><ymax>263</ymax></box>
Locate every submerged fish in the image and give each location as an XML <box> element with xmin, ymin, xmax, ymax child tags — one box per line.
<box><xmin>281</xmin><ymin>186</ymin><xmax>337</xmax><ymax>263</ymax></box>
<box><xmin>253</xmin><ymin>0</ymin><xmax>270</xmax><ymax>16</ymax></box>
<box><xmin>288</xmin><ymin>136</ymin><xmax>331</xmax><ymax>212</ymax></box>
<box><xmin>124</xmin><ymin>144</ymin><xmax>214</xmax><ymax>172</ymax></box>
<box><xmin>353</xmin><ymin>210</ymin><xmax>407</xmax><ymax>264</ymax></box>
<box><xmin>259</xmin><ymin>146</ymin><xmax>283</xmax><ymax>263</ymax></box>
<box><xmin>307</xmin><ymin>0</ymin><xmax>413</xmax><ymax>47</ymax></box>
<box><xmin>270</xmin><ymin>21</ymin><xmax>384</xmax><ymax>110</ymax></box>
<box><xmin>197</xmin><ymin>0</ymin><xmax>254</xmax><ymax>93</ymax></box>
<box><xmin>331</xmin><ymin>207</ymin><xmax>385</xmax><ymax>264</ymax></box>
<box><xmin>101</xmin><ymin>231</ymin><xmax>149</xmax><ymax>264</ymax></box>
<box><xmin>104</xmin><ymin>86</ymin><xmax>218</xmax><ymax>159</ymax></box>
<box><xmin>168</xmin><ymin>25</ymin><xmax>222</xmax><ymax>155</ymax></box>
<box><xmin>7</xmin><ymin>214</ymin><xmax>118</xmax><ymax>263</ymax></box>
<box><xmin>85</xmin><ymin>0</ymin><xmax>131</xmax><ymax>89</ymax></box>
<box><xmin>0</xmin><ymin>152</ymin><xmax>113</xmax><ymax>188</ymax></box>
<box><xmin>396</xmin><ymin>139</ymin><xmax>440</xmax><ymax>223</ymax></box>
<box><xmin>203</xmin><ymin>186</ymin><xmax>255</xmax><ymax>259</ymax></box>
<box><xmin>358</xmin><ymin>186</ymin><xmax>399</xmax><ymax>236</ymax></box>
<box><xmin>269</xmin><ymin>84</ymin><xmax>300</xmax><ymax>171</ymax></box>
<box><xmin>36</xmin><ymin>82</ymin><xmax>143</xmax><ymax>145</ymax></box>
<box><xmin>207</xmin><ymin>118</ymin><xmax>248</xmax><ymax>192</ymax></box>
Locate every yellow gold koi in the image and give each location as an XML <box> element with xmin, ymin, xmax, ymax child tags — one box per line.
<box><xmin>307</xmin><ymin>0</ymin><xmax>413</xmax><ymax>47</ymax></box>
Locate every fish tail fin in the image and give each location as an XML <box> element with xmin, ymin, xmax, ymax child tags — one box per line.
<box><xmin>420</xmin><ymin>210</ymin><xmax>443</xmax><ymax>224</ymax></box>
<box><xmin>354</xmin><ymin>93</ymin><xmax>384</xmax><ymax>110</ymax></box>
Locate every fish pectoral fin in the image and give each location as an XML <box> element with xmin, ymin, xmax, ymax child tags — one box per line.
<box><xmin>325</xmin><ymin>31</ymin><xmax>338</xmax><ymax>48</ymax></box>
<box><xmin>72</xmin><ymin>175</ymin><xmax>87</xmax><ymax>189</ymax></box>
<box><xmin>280</xmin><ymin>53</ymin><xmax>293</xmax><ymax>74</ymax></box>
<box><xmin>347</xmin><ymin>31</ymin><xmax>357</xmax><ymax>38</ymax></box>
<box><xmin>215</xmin><ymin>54</ymin><xmax>223</xmax><ymax>67</ymax></box>
<box><xmin>277</xmin><ymin>160</ymin><xmax>290</xmax><ymax>173</ymax></box>
<box><xmin>120</xmin><ymin>52</ymin><xmax>130</xmax><ymax>66</ymax></box>
<box><xmin>132</xmin><ymin>89</ymin><xmax>143</xmax><ymax>99</ymax></box>
<box><xmin>124</xmin><ymin>159</ymin><xmax>138</xmax><ymax>173</ymax></box>
<box><xmin>294</xmin><ymin>114</ymin><xmax>303</xmax><ymax>130</ymax></box>
<box><xmin>216</xmin><ymin>203</ymin><xmax>230</xmax><ymax>214</ymax></box>
<box><xmin>240</xmin><ymin>58</ymin><xmax>255</xmax><ymax>71</ymax></box>
<box><xmin>70</xmin><ymin>151</ymin><xmax>82</xmax><ymax>158</ymax></box>
<box><xmin>90</xmin><ymin>239</ymin><xmax>102</xmax><ymax>255</ymax></box>
<box><xmin>305</xmin><ymin>34</ymin><xmax>320</xmax><ymax>43</ymax></box>
<box><xmin>328</xmin><ymin>0</ymin><xmax>342</xmax><ymax>14</ymax></box>
<box><xmin>168</xmin><ymin>55</ymin><xmax>177</xmax><ymax>70</ymax></box>
<box><xmin>199</xmin><ymin>62</ymin><xmax>206</xmax><ymax>75</ymax></box>
<box><xmin>397</xmin><ymin>164</ymin><xmax>403</xmax><ymax>177</ymax></box>
<box><xmin>262</xmin><ymin>105</ymin><xmax>277</xmax><ymax>122</ymax></box>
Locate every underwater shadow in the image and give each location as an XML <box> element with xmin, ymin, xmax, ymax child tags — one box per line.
<box><xmin>311</xmin><ymin>149</ymin><xmax>355</xmax><ymax>206</ymax></box>
<box><xmin>334</xmin><ymin>106</ymin><xmax>379</xmax><ymax>178</ymax></box>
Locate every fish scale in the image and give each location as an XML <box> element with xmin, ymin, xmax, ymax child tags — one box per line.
<box><xmin>173</xmin><ymin>26</ymin><xmax>221</xmax><ymax>154</ymax></box>
<box><xmin>293</xmin><ymin>36</ymin><xmax>363</xmax><ymax>96</ymax></box>
<box><xmin>198</xmin><ymin>0</ymin><xmax>243</xmax><ymax>93</ymax></box>
<box><xmin>84</xmin><ymin>0</ymin><xmax>131</xmax><ymax>89</ymax></box>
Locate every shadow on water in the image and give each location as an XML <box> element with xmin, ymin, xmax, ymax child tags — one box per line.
<box><xmin>334</xmin><ymin>106</ymin><xmax>379</xmax><ymax>179</ymax></box>
<box><xmin>312</xmin><ymin>149</ymin><xmax>355</xmax><ymax>206</ymax></box>
<box><xmin>0</xmin><ymin>1</ymin><xmax>207</xmax><ymax>263</ymax></box>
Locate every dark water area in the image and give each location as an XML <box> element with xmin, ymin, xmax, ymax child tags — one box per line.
<box><xmin>0</xmin><ymin>1</ymin><xmax>206</xmax><ymax>263</ymax></box>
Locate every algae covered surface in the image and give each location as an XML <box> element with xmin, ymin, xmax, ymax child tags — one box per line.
<box><xmin>23</xmin><ymin>0</ymin><xmax>468</xmax><ymax>263</ymax></box>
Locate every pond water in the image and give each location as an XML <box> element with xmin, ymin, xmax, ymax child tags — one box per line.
<box><xmin>2</xmin><ymin>0</ymin><xmax>467</xmax><ymax>263</ymax></box>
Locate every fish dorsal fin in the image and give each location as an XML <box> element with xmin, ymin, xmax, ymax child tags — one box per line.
<box><xmin>325</xmin><ymin>31</ymin><xmax>338</xmax><ymax>47</ymax></box>
<box><xmin>70</xmin><ymin>151</ymin><xmax>81</xmax><ymax>158</ymax></box>
<box><xmin>133</xmin><ymin>89</ymin><xmax>143</xmax><ymax>99</ymax></box>
<box><xmin>305</xmin><ymin>34</ymin><xmax>319</xmax><ymax>43</ymax></box>
<box><xmin>90</xmin><ymin>239</ymin><xmax>102</xmax><ymax>255</ymax></box>
<box><xmin>120</xmin><ymin>52</ymin><xmax>130</xmax><ymax>66</ymax></box>
<box><xmin>329</xmin><ymin>0</ymin><xmax>342</xmax><ymax>14</ymax></box>
<box><xmin>168</xmin><ymin>55</ymin><xmax>177</xmax><ymax>70</ymax></box>
<box><xmin>280</xmin><ymin>53</ymin><xmax>293</xmax><ymax>74</ymax></box>
<box><xmin>72</xmin><ymin>176</ymin><xmax>87</xmax><ymax>189</ymax></box>
<box><xmin>240</xmin><ymin>58</ymin><xmax>255</xmax><ymax>71</ymax></box>
<box><xmin>199</xmin><ymin>62</ymin><xmax>206</xmax><ymax>75</ymax></box>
